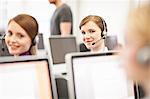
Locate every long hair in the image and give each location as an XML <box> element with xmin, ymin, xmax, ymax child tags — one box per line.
<box><xmin>8</xmin><ymin>14</ymin><xmax>39</xmax><ymax>55</ymax></box>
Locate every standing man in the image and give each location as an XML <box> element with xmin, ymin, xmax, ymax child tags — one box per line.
<box><xmin>49</xmin><ymin>0</ymin><xmax>73</xmax><ymax>36</ymax></box>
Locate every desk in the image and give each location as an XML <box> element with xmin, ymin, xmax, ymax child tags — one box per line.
<box><xmin>52</xmin><ymin>63</ymin><xmax>69</xmax><ymax>99</ymax></box>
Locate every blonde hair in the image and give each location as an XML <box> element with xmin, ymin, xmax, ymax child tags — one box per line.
<box><xmin>128</xmin><ymin>4</ymin><xmax>150</xmax><ymax>46</ymax></box>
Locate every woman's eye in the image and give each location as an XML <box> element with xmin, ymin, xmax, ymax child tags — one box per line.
<box><xmin>89</xmin><ymin>29</ymin><xmax>95</xmax><ymax>33</ymax></box>
<box><xmin>81</xmin><ymin>31</ymin><xmax>86</xmax><ymax>35</ymax></box>
<box><xmin>17</xmin><ymin>34</ymin><xmax>24</xmax><ymax>38</ymax></box>
<box><xmin>6</xmin><ymin>31</ymin><xmax>12</xmax><ymax>36</ymax></box>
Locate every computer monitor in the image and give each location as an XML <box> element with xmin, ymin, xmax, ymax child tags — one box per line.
<box><xmin>37</xmin><ymin>33</ymin><xmax>45</xmax><ymax>50</ymax></box>
<box><xmin>105</xmin><ymin>35</ymin><xmax>118</xmax><ymax>50</ymax></box>
<box><xmin>66</xmin><ymin>51</ymin><xmax>135</xmax><ymax>99</ymax></box>
<box><xmin>0</xmin><ymin>36</ymin><xmax>11</xmax><ymax>56</ymax></box>
<box><xmin>48</xmin><ymin>36</ymin><xmax>78</xmax><ymax>64</ymax></box>
<box><xmin>0</xmin><ymin>55</ymin><xmax>57</xmax><ymax>99</ymax></box>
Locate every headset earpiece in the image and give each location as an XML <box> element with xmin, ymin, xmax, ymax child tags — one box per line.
<box><xmin>136</xmin><ymin>46</ymin><xmax>150</xmax><ymax>66</ymax></box>
<box><xmin>32</xmin><ymin>35</ymin><xmax>39</xmax><ymax>46</ymax></box>
<box><xmin>101</xmin><ymin>17</ymin><xmax>107</xmax><ymax>39</ymax></box>
<box><xmin>101</xmin><ymin>31</ymin><xmax>107</xmax><ymax>39</ymax></box>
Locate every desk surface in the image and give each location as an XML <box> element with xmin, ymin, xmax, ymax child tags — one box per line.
<box><xmin>52</xmin><ymin>63</ymin><xmax>67</xmax><ymax>75</ymax></box>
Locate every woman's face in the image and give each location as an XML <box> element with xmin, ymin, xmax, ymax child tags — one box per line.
<box><xmin>5</xmin><ymin>20</ymin><xmax>32</xmax><ymax>56</ymax></box>
<box><xmin>80</xmin><ymin>21</ymin><xmax>102</xmax><ymax>50</ymax></box>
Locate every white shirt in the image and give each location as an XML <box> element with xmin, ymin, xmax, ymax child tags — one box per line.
<box><xmin>99</xmin><ymin>47</ymin><xmax>108</xmax><ymax>52</ymax></box>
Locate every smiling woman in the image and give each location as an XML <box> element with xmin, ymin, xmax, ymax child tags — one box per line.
<box><xmin>5</xmin><ymin>14</ymin><xmax>39</xmax><ymax>56</ymax></box>
<box><xmin>79</xmin><ymin>15</ymin><xmax>108</xmax><ymax>52</ymax></box>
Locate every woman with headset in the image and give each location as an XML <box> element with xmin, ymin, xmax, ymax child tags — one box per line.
<box><xmin>5</xmin><ymin>14</ymin><xmax>39</xmax><ymax>56</ymax></box>
<box><xmin>122</xmin><ymin>4</ymin><xmax>150</xmax><ymax>98</ymax></box>
<box><xmin>79</xmin><ymin>15</ymin><xmax>108</xmax><ymax>52</ymax></box>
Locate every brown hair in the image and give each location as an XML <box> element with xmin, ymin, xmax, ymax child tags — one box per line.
<box><xmin>8</xmin><ymin>14</ymin><xmax>39</xmax><ymax>55</ymax></box>
<box><xmin>79</xmin><ymin>15</ymin><xmax>107</xmax><ymax>32</ymax></box>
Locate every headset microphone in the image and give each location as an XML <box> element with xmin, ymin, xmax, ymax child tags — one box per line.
<box><xmin>92</xmin><ymin>38</ymin><xmax>103</xmax><ymax>45</ymax></box>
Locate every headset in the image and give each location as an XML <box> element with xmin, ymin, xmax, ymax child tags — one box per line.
<box><xmin>91</xmin><ymin>17</ymin><xmax>107</xmax><ymax>46</ymax></box>
<box><xmin>29</xmin><ymin>15</ymin><xmax>39</xmax><ymax>46</ymax></box>
<box><xmin>32</xmin><ymin>35</ymin><xmax>39</xmax><ymax>46</ymax></box>
<box><xmin>136</xmin><ymin>45</ymin><xmax>150</xmax><ymax>66</ymax></box>
<box><xmin>100</xmin><ymin>17</ymin><xmax>107</xmax><ymax>39</ymax></box>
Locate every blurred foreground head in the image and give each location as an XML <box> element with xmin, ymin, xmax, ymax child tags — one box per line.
<box><xmin>123</xmin><ymin>4</ymin><xmax>150</xmax><ymax>96</ymax></box>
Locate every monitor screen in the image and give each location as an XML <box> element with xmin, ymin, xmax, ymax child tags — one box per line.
<box><xmin>49</xmin><ymin>36</ymin><xmax>78</xmax><ymax>64</ymax></box>
<box><xmin>68</xmin><ymin>52</ymin><xmax>134</xmax><ymax>99</ymax></box>
<box><xmin>0</xmin><ymin>58</ymin><xmax>53</xmax><ymax>99</ymax></box>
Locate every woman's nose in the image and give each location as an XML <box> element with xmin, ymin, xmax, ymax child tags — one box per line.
<box><xmin>84</xmin><ymin>33</ymin><xmax>91</xmax><ymax>38</ymax></box>
<box><xmin>9</xmin><ymin>35</ymin><xmax>18</xmax><ymax>43</ymax></box>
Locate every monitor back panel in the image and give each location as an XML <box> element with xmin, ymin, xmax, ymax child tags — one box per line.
<box><xmin>0</xmin><ymin>37</ymin><xmax>11</xmax><ymax>56</ymax></box>
<box><xmin>37</xmin><ymin>33</ymin><xmax>45</xmax><ymax>50</ymax></box>
<box><xmin>49</xmin><ymin>36</ymin><xmax>78</xmax><ymax>64</ymax></box>
<box><xmin>105</xmin><ymin>35</ymin><xmax>118</xmax><ymax>50</ymax></box>
<box><xmin>66</xmin><ymin>52</ymin><xmax>135</xmax><ymax>99</ymax></box>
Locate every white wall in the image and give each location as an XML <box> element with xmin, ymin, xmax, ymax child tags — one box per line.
<box><xmin>0</xmin><ymin>0</ymin><xmax>7</xmax><ymax>32</ymax></box>
<box><xmin>6</xmin><ymin>0</ymin><xmax>53</xmax><ymax>38</ymax></box>
<box><xmin>67</xmin><ymin>0</ymin><xmax>131</xmax><ymax>45</ymax></box>
<box><xmin>1</xmin><ymin>0</ymin><xmax>142</xmax><ymax>44</ymax></box>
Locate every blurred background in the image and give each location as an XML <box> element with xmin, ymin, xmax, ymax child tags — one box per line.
<box><xmin>0</xmin><ymin>0</ymin><xmax>149</xmax><ymax>45</ymax></box>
